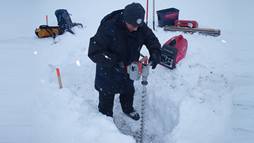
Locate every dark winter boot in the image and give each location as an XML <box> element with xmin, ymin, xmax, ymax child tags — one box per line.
<box><xmin>99</xmin><ymin>108</ymin><xmax>113</xmax><ymax>117</ymax></box>
<box><xmin>124</xmin><ymin>110</ymin><xmax>140</xmax><ymax>121</ymax></box>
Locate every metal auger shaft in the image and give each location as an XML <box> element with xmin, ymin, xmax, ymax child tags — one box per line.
<box><xmin>127</xmin><ymin>57</ymin><xmax>150</xmax><ymax>143</ymax></box>
<box><xmin>137</xmin><ymin>64</ymin><xmax>149</xmax><ymax>143</ymax></box>
<box><xmin>136</xmin><ymin>84</ymin><xmax>147</xmax><ymax>143</ymax></box>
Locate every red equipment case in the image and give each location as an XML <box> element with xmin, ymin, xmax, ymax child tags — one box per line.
<box><xmin>175</xmin><ymin>20</ymin><xmax>198</xmax><ymax>28</ymax></box>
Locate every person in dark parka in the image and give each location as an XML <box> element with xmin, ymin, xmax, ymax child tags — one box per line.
<box><xmin>88</xmin><ymin>3</ymin><xmax>161</xmax><ymax>120</ymax></box>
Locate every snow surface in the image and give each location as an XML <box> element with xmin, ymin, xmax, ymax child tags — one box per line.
<box><xmin>0</xmin><ymin>0</ymin><xmax>254</xmax><ymax>143</ymax></box>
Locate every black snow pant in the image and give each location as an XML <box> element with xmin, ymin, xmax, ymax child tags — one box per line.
<box><xmin>98</xmin><ymin>81</ymin><xmax>135</xmax><ymax>117</ymax></box>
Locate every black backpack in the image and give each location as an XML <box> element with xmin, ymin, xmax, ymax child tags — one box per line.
<box><xmin>55</xmin><ymin>9</ymin><xmax>83</xmax><ymax>34</ymax></box>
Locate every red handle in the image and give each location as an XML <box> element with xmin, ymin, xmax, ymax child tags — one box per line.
<box><xmin>139</xmin><ymin>56</ymin><xmax>148</xmax><ymax>64</ymax></box>
<box><xmin>56</xmin><ymin>68</ymin><xmax>61</xmax><ymax>77</ymax></box>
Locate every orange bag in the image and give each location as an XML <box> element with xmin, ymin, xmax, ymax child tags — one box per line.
<box><xmin>35</xmin><ymin>25</ymin><xmax>63</xmax><ymax>38</ymax></box>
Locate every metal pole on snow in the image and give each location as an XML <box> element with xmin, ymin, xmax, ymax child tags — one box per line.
<box><xmin>46</xmin><ymin>15</ymin><xmax>48</xmax><ymax>25</ymax></box>
<box><xmin>146</xmin><ymin>0</ymin><xmax>149</xmax><ymax>25</ymax></box>
<box><xmin>152</xmin><ymin>0</ymin><xmax>155</xmax><ymax>30</ymax></box>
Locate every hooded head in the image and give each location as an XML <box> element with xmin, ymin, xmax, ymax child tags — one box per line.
<box><xmin>123</xmin><ymin>3</ymin><xmax>145</xmax><ymax>27</ymax></box>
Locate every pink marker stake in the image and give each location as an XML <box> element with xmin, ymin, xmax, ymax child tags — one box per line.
<box><xmin>56</xmin><ymin>68</ymin><xmax>63</xmax><ymax>89</ymax></box>
<box><xmin>46</xmin><ymin>15</ymin><xmax>48</xmax><ymax>25</ymax></box>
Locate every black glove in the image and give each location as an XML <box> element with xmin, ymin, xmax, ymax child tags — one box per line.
<box><xmin>149</xmin><ymin>52</ymin><xmax>161</xmax><ymax>69</ymax></box>
<box><xmin>114</xmin><ymin>62</ymin><xmax>127</xmax><ymax>74</ymax></box>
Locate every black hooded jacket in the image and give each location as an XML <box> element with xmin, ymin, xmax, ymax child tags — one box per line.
<box><xmin>88</xmin><ymin>10</ymin><xmax>161</xmax><ymax>93</ymax></box>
